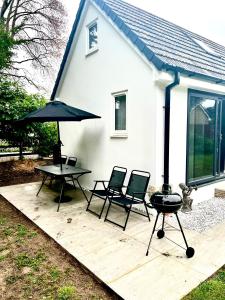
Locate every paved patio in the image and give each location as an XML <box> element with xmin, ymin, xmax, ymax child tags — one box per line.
<box><xmin>0</xmin><ymin>182</ymin><xmax>224</xmax><ymax>300</ymax></box>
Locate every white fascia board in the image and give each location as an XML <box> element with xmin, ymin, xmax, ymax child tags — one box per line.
<box><xmin>155</xmin><ymin>71</ymin><xmax>225</xmax><ymax>94</ymax></box>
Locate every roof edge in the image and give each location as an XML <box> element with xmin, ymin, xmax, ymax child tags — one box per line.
<box><xmin>50</xmin><ymin>0</ymin><xmax>87</xmax><ymax>100</ymax></box>
<box><xmin>51</xmin><ymin>0</ymin><xmax>225</xmax><ymax>99</ymax></box>
<box><xmin>163</xmin><ymin>64</ymin><xmax>225</xmax><ymax>86</ymax></box>
<box><xmin>93</xmin><ymin>0</ymin><xmax>165</xmax><ymax>70</ymax></box>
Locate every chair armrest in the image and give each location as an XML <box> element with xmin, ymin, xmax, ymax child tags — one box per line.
<box><xmin>146</xmin><ymin>203</ymin><xmax>154</xmax><ymax>209</ymax></box>
<box><xmin>131</xmin><ymin>192</ymin><xmax>149</xmax><ymax>201</ymax></box>
<box><xmin>94</xmin><ymin>180</ymin><xmax>109</xmax><ymax>183</ymax></box>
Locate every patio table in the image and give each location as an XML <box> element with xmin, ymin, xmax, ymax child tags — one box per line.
<box><xmin>35</xmin><ymin>164</ymin><xmax>91</xmax><ymax>211</ymax></box>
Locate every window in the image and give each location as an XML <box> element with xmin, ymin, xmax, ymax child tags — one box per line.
<box><xmin>193</xmin><ymin>38</ymin><xmax>220</xmax><ymax>57</ymax></box>
<box><xmin>115</xmin><ymin>95</ymin><xmax>126</xmax><ymax>130</ymax></box>
<box><xmin>187</xmin><ymin>90</ymin><xmax>225</xmax><ymax>185</ymax></box>
<box><xmin>111</xmin><ymin>93</ymin><xmax>127</xmax><ymax>137</ymax></box>
<box><xmin>87</xmin><ymin>21</ymin><xmax>98</xmax><ymax>54</ymax></box>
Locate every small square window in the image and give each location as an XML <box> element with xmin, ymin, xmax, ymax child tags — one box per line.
<box><xmin>88</xmin><ymin>22</ymin><xmax>98</xmax><ymax>52</ymax></box>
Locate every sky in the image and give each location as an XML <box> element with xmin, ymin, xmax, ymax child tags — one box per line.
<box><xmin>63</xmin><ymin>0</ymin><xmax>225</xmax><ymax>47</ymax></box>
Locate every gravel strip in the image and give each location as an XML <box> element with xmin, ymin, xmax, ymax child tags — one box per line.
<box><xmin>168</xmin><ymin>197</ymin><xmax>225</xmax><ymax>232</ymax></box>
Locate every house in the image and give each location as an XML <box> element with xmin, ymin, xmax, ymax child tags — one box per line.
<box><xmin>51</xmin><ymin>0</ymin><xmax>225</xmax><ymax>201</ymax></box>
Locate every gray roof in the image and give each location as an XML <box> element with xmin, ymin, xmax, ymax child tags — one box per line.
<box><xmin>96</xmin><ymin>0</ymin><xmax>225</xmax><ymax>82</ymax></box>
<box><xmin>51</xmin><ymin>0</ymin><xmax>225</xmax><ymax>99</ymax></box>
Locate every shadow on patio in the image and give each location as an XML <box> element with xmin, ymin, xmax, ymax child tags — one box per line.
<box><xmin>0</xmin><ymin>182</ymin><xmax>224</xmax><ymax>300</ymax></box>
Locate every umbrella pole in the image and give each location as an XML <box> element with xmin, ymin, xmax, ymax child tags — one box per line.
<box><xmin>57</xmin><ymin>121</ymin><xmax>62</xmax><ymax>170</ymax></box>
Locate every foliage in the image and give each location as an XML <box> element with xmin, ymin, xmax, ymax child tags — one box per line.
<box><xmin>183</xmin><ymin>265</ymin><xmax>225</xmax><ymax>300</ymax></box>
<box><xmin>15</xmin><ymin>251</ymin><xmax>46</xmax><ymax>271</ymax></box>
<box><xmin>57</xmin><ymin>286</ymin><xmax>77</xmax><ymax>300</ymax></box>
<box><xmin>0</xmin><ymin>79</ymin><xmax>57</xmax><ymax>156</ymax></box>
<box><xmin>0</xmin><ymin>22</ymin><xmax>15</xmax><ymax>71</ymax></box>
<box><xmin>0</xmin><ymin>0</ymin><xmax>67</xmax><ymax>87</ymax></box>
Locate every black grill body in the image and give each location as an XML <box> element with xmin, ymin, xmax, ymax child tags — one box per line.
<box><xmin>150</xmin><ymin>192</ymin><xmax>182</xmax><ymax>213</ymax></box>
<box><xmin>146</xmin><ymin>186</ymin><xmax>195</xmax><ymax>258</ymax></box>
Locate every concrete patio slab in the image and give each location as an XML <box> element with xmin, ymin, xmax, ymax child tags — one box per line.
<box><xmin>0</xmin><ymin>182</ymin><xmax>224</xmax><ymax>300</ymax></box>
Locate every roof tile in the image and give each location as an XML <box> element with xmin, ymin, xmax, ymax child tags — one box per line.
<box><xmin>93</xmin><ymin>0</ymin><xmax>225</xmax><ymax>82</ymax></box>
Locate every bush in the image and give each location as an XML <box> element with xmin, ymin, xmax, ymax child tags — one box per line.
<box><xmin>0</xmin><ymin>79</ymin><xmax>57</xmax><ymax>156</ymax></box>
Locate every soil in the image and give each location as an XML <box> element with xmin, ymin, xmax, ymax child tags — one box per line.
<box><xmin>0</xmin><ymin>159</ymin><xmax>120</xmax><ymax>300</ymax></box>
<box><xmin>0</xmin><ymin>159</ymin><xmax>49</xmax><ymax>187</ymax></box>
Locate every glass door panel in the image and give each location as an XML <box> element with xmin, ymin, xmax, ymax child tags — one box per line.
<box><xmin>219</xmin><ymin>101</ymin><xmax>225</xmax><ymax>174</ymax></box>
<box><xmin>188</xmin><ymin>96</ymin><xmax>216</xmax><ymax>182</ymax></box>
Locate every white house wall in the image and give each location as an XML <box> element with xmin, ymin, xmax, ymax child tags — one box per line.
<box><xmin>56</xmin><ymin>2</ymin><xmax>158</xmax><ymax>189</ymax></box>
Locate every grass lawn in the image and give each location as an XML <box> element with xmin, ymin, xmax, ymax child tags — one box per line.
<box><xmin>183</xmin><ymin>265</ymin><xmax>225</xmax><ymax>300</ymax></box>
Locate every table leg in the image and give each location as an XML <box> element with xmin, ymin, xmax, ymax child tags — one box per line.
<box><xmin>36</xmin><ymin>175</ymin><xmax>48</xmax><ymax>196</ymax></box>
<box><xmin>57</xmin><ymin>179</ymin><xmax>65</xmax><ymax>212</ymax></box>
<box><xmin>75</xmin><ymin>175</ymin><xmax>89</xmax><ymax>202</ymax></box>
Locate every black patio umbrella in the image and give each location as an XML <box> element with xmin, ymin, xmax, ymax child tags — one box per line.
<box><xmin>18</xmin><ymin>100</ymin><xmax>101</xmax><ymax>169</ymax></box>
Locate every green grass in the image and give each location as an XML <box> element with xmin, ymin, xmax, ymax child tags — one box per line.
<box><xmin>57</xmin><ymin>286</ymin><xmax>77</xmax><ymax>300</ymax></box>
<box><xmin>0</xmin><ymin>216</ymin><xmax>7</xmax><ymax>225</ymax></box>
<box><xmin>15</xmin><ymin>251</ymin><xmax>46</xmax><ymax>271</ymax></box>
<box><xmin>183</xmin><ymin>266</ymin><xmax>225</xmax><ymax>300</ymax></box>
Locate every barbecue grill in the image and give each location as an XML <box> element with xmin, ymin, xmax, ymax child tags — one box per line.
<box><xmin>146</xmin><ymin>184</ymin><xmax>195</xmax><ymax>258</ymax></box>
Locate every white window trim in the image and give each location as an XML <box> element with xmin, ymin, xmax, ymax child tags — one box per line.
<box><xmin>86</xmin><ymin>18</ymin><xmax>98</xmax><ymax>56</ymax></box>
<box><xmin>110</xmin><ymin>90</ymin><xmax>128</xmax><ymax>138</ymax></box>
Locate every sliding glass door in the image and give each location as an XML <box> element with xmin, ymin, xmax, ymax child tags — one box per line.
<box><xmin>187</xmin><ymin>90</ymin><xmax>225</xmax><ymax>185</ymax></box>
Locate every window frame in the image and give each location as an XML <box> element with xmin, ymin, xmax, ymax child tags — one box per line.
<box><xmin>86</xmin><ymin>19</ymin><xmax>98</xmax><ymax>56</ymax></box>
<box><xmin>186</xmin><ymin>89</ymin><xmax>225</xmax><ymax>186</ymax></box>
<box><xmin>111</xmin><ymin>90</ymin><xmax>128</xmax><ymax>138</ymax></box>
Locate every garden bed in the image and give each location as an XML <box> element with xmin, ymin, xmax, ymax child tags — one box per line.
<box><xmin>0</xmin><ymin>159</ymin><xmax>48</xmax><ymax>187</ymax></box>
<box><xmin>0</xmin><ymin>195</ymin><xmax>118</xmax><ymax>300</ymax></box>
<box><xmin>0</xmin><ymin>159</ymin><xmax>119</xmax><ymax>299</ymax></box>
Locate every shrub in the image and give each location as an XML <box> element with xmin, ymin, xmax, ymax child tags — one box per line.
<box><xmin>0</xmin><ymin>79</ymin><xmax>57</xmax><ymax>156</ymax></box>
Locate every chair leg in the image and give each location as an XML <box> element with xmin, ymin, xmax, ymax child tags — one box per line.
<box><xmin>104</xmin><ymin>199</ymin><xmax>112</xmax><ymax>222</ymax></box>
<box><xmin>71</xmin><ymin>177</ymin><xmax>76</xmax><ymax>190</ymax></box>
<box><xmin>144</xmin><ymin>201</ymin><xmax>151</xmax><ymax>221</ymax></box>
<box><xmin>86</xmin><ymin>193</ymin><xmax>94</xmax><ymax>211</ymax></box>
<box><xmin>98</xmin><ymin>198</ymin><xmax>108</xmax><ymax>219</ymax></box>
<box><xmin>146</xmin><ymin>212</ymin><xmax>160</xmax><ymax>256</ymax></box>
<box><xmin>123</xmin><ymin>204</ymin><xmax>132</xmax><ymax>231</ymax></box>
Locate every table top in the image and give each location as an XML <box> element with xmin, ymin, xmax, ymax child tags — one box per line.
<box><xmin>35</xmin><ymin>164</ymin><xmax>91</xmax><ymax>177</ymax></box>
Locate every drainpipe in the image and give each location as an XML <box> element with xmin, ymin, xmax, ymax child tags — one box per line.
<box><xmin>163</xmin><ymin>71</ymin><xmax>180</xmax><ymax>193</ymax></box>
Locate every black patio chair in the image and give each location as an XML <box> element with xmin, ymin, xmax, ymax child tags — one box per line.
<box><xmin>67</xmin><ymin>156</ymin><xmax>77</xmax><ymax>167</ymax></box>
<box><xmin>104</xmin><ymin>170</ymin><xmax>151</xmax><ymax>231</ymax></box>
<box><xmin>49</xmin><ymin>155</ymin><xmax>68</xmax><ymax>186</ymax></box>
<box><xmin>65</xmin><ymin>157</ymin><xmax>78</xmax><ymax>189</ymax></box>
<box><xmin>61</xmin><ymin>155</ymin><xmax>67</xmax><ymax>164</ymax></box>
<box><xmin>86</xmin><ymin>166</ymin><xmax>127</xmax><ymax>219</ymax></box>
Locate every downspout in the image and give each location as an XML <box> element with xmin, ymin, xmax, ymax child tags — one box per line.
<box><xmin>163</xmin><ymin>71</ymin><xmax>180</xmax><ymax>192</ymax></box>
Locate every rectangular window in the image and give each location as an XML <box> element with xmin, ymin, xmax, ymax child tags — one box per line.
<box><xmin>115</xmin><ymin>95</ymin><xmax>126</xmax><ymax>131</ymax></box>
<box><xmin>87</xmin><ymin>21</ymin><xmax>98</xmax><ymax>53</ymax></box>
<box><xmin>187</xmin><ymin>90</ymin><xmax>225</xmax><ymax>185</ymax></box>
<box><xmin>111</xmin><ymin>92</ymin><xmax>128</xmax><ymax>138</ymax></box>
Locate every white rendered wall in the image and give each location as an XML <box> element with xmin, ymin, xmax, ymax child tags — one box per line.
<box><xmin>56</xmin><ymin>2</ymin><xmax>158</xmax><ymax>189</ymax></box>
<box><xmin>55</xmin><ymin>1</ymin><xmax>225</xmax><ymax>200</ymax></box>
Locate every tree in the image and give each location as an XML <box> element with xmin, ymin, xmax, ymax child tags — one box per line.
<box><xmin>0</xmin><ymin>21</ymin><xmax>15</xmax><ymax>71</ymax></box>
<box><xmin>0</xmin><ymin>0</ymin><xmax>67</xmax><ymax>87</ymax></box>
<box><xmin>0</xmin><ymin>79</ymin><xmax>57</xmax><ymax>157</ymax></box>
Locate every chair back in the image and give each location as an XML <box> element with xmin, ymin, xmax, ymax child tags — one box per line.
<box><xmin>126</xmin><ymin>170</ymin><xmax>150</xmax><ymax>200</ymax></box>
<box><xmin>67</xmin><ymin>157</ymin><xmax>77</xmax><ymax>167</ymax></box>
<box><xmin>61</xmin><ymin>155</ymin><xmax>67</xmax><ymax>164</ymax></box>
<box><xmin>108</xmin><ymin>166</ymin><xmax>127</xmax><ymax>193</ymax></box>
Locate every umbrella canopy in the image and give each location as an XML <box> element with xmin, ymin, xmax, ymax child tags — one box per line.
<box><xmin>19</xmin><ymin>100</ymin><xmax>101</xmax><ymax>122</ymax></box>
<box><xmin>18</xmin><ymin>100</ymin><xmax>101</xmax><ymax>170</ymax></box>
